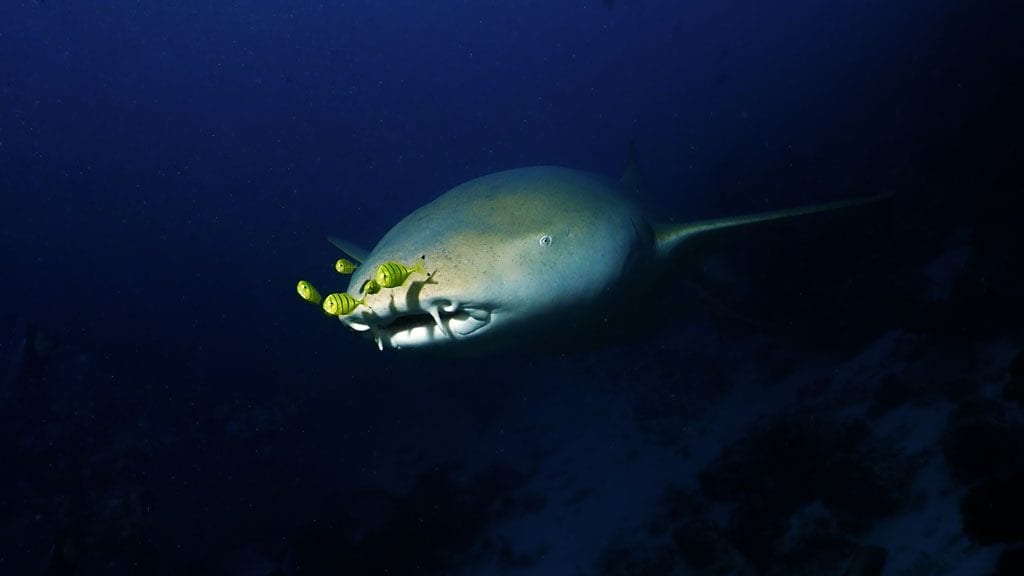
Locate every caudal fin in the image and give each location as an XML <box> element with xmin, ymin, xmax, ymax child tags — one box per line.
<box><xmin>655</xmin><ymin>192</ymin><xmax>892</xmax><ymax>256</ymax></box>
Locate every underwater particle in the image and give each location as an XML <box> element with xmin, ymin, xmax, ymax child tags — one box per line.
<box><xmin>322</xmin><ymin>292</ymin><xmax>366</xmax><ymax>316</ymax></box>
<box><xmin>335</xmin><ymin>258</ymin><xmax>358</xmax><ymax>274</ymax></box>
<box><xmin>296</xmin><ymin>280</ymin><xmax>322</xmax><ymax>305</ymax></box>
<box><xmin>374</xmin><ymin>259</ymin><xmax>427</xmax><ymax>288</ymax></box>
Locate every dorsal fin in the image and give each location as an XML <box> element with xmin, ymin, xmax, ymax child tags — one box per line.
<box><xmin>656</xmin><ymin>192</ymin><xmax>892</xmax><ymax>256</ymax></box>
<box><xmin>327</xmin><ymin>236</ymin><xmax>370</xmax><ymax>264</ymax></box>
<box><xmin>619</xmin><ymin>142</ymin><xmax>647</xmax><ymax>193</ymax></box>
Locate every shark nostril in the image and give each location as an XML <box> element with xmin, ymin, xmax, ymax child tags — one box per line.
<box><xmin>433</xmin><ymin>300</ymin><xmax>458</xmax><ymax>313</ymax></box>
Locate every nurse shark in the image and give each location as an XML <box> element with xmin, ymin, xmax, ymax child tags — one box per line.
<box><xmin>306</xmin><ymin>165</ymin><xmax>886</xmax><ymax>352</ymax></box>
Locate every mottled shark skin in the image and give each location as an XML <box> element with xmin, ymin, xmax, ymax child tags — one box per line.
<box><xmin>335</xmin><ymin>166</ymin><xmax>886</xmax><ymax>352</ymax></box>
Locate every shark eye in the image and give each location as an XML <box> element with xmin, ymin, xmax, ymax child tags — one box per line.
<box><xmin>538</xmin><ymin>234</ymin><xmax>552</xmax><ymax>247</ymax></box>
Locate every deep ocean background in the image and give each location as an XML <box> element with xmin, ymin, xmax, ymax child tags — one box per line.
<box><xmin>2</xmin><ymin>1</ymin><xmax>1023</xmax><ymax>574</ymax></box>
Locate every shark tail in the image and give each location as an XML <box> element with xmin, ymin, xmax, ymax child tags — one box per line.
<box><xmin>655</xmin><ymin>192</ymin><xmax>892</xmax><ymax>256</ymax></box>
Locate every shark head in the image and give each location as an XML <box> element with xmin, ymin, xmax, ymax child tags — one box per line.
<box><xmin>338</xmin><ymin>167</ymin><xmax>655</xmax><ymax>351</ymax></box>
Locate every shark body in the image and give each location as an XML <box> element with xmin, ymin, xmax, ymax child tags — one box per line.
<box><xmin>334</xmin><ymin>165</ymin><xmax>884</xmax><ymax>352</ymax></box>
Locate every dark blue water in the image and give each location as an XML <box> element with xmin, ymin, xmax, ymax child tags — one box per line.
<box><xmin>2</xmin><ymin>1</ymin><xmax>1022</xmax><ymax>574</ymax></box>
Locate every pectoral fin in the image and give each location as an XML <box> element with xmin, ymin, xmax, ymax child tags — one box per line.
<box><xmin>327</xmin><ymin>236</ymin><xmax>371</xmax><ymax>264</ymax></box>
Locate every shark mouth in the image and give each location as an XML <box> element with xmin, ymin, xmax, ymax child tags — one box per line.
<box><xmin>342</xmin><ymin>302</ymin><xmax>493</xmax><ymax>350</ymax></box>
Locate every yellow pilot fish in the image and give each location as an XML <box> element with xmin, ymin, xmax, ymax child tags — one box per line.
<box><xmin>323</xmin><ymin>292</ymin><xmax>367</xmax><ymax>316</ymax></box>
<box><xmin>374</xmin><ymin>259</ymin><xmax>428</xmax><ymax>288</ymax></box>
<box><xmin>334</xmin><ymin>258</ymin><xmax>358</xmax><ymax>274</ymax></box>
<box><xmin>361</xmin><ymin>279</ymin><xmax>382</xmax><ymax>295</ymax></box>
<box><xmin>296</xmin><ymin>280</ymin><xmax>322</xmax><ymax>305</ymax></box>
